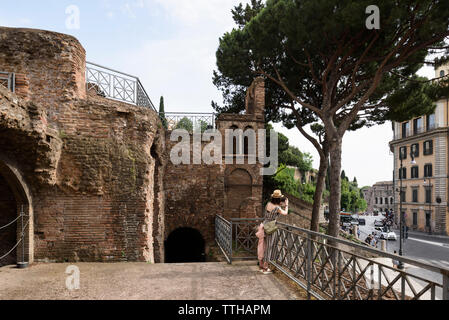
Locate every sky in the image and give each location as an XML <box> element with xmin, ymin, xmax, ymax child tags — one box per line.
<box><xmin>0</xmin><ymin>0</ymin><xmax>437</xmax><ymax>187</ymax></box>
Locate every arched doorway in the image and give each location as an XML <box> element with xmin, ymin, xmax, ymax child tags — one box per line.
<box><xmin>0</xmin><ymin>160</ymin><xmax>33</xmax><ymax>267</ymax></box>
<box><xmin>164</xmin><ymin>228</ymin><xmax>205</xmax><ymax>263</ymax></box>
<box><xmin>0</xmin><ymin>174</ymin><xmax>18</xmax><ymax>267</ymax></box>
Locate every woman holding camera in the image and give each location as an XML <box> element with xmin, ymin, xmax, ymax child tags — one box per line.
<box><xmin>256</xmin><ymin>190</ymin><xmax>289</xmax><ymax>274</ymax></box>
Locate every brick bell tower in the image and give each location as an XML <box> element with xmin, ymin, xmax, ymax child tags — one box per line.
<box><xmin>217</xmin><ymin>77</ymin><xmax>266</xmax><ymax>219</ymax></box>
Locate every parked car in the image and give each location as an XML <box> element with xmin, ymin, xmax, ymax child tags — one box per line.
<box><xmin>358</xmin><ymin>218</ymin><xmax>366</xmax><ymax>226</ymax></box>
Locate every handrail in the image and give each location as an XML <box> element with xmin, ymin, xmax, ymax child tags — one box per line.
<box><xmin>85</xmin><ymin>61</ymin><xmax>156</xmax><ymax>111</ymax></box>
<box><xmin>276</xmin><ymin>221</ymin><xmax>449</xmax><ymax>275</ymax></box>
<box><xmin>215</xmin><ymin>215</ymin><xmax>449</xmax><ymax>300</ymax></box>
<box><xmin>162</xmin><ymin>112</ymin><xmax>216</xmax><ymax>132</ymax></box>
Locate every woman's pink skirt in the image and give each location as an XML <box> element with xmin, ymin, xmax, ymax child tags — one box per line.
<box><xmin>256</xmin><ymin>223</ymin><xmax>265</xmax><ymax>261</ymax></box>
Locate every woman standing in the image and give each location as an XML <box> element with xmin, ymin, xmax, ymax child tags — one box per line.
<box><xmin>256</xmin><ymin>190</ymin><xmax>289</xmax><ymax>274</ymax></box>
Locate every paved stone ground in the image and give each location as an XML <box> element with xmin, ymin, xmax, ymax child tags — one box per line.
<box><xmin>0</xmin><ymin>261</ymin><xmax>301</xmax><ymax>300</ymax></box>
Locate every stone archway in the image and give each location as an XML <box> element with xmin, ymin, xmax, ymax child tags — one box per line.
<box><xmin>0</xmin><ymin>159</ymin><xmax>33</xmax><ymax>266</ymax></box>
<box><xmin>164</xmin><ymin>227</ymin><xmax>205</xmax><ymax>263</ymax></box>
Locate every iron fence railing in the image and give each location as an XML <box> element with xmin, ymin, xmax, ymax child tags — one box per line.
<box><xmin>215</xmin><ymin>216</ymin><xmax>449</xmax><ymax>300</ymax></box>
<box><xmin>86</xmin><ymin>62</ymin><xmax>156</xmax><ymax>111</ymax></box>
<box><xmin>215</xmin><ymin>215</ymin><xmax>233</xmax><ymax>263</ymax></box>
<box><xmin>0</xmin><ymin>71</ymin><xmax>15</xmax><ymax>92</ymax></box>
<box><xmin>162</xmin><ymin>112</ymin><xmax>216</xmax><ymax>132</ymax></box>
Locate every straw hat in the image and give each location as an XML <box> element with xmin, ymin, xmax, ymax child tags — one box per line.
<box><xmin>271</xmin><ymin>190</ymin><xmax>283</xmax><ymax>199</ymax></box>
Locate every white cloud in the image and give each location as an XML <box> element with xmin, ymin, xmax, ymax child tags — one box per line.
<box><xmin>151</xmin><ymin>0</ymin><xmax>240</xmax><ymax>27</ymax></box>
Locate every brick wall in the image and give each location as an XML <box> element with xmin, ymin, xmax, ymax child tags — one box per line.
<box><xmin>0</xmin><ymin>27</ymin><xmax>266</xmax><ymax>264</ymax></box>
<box><xmin>0</xmin><ymin>27</ymin><xmax>86</xmax><ymax>127</ymax></box>
<box><xmin>0</xmin><ymin>27</ymin><xmax>165</xmax><ymax>264</ymax></box>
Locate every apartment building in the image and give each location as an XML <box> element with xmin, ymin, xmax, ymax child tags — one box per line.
<box><xmin>389</xmin><ymin>63</ymin><xmax>449</xmax><ymax>235</ymax></box>
<box><xmin>363</xmin><ymin>181</ymin><xmax>394</xmax><ymax>214</ymax></box>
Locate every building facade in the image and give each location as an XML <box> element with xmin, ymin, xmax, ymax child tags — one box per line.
<box><xmin>363</xmin><ymin>181</ymin><xmax>394</xmax><ymax>214</ymax></box>
<box><xmin>389</xmin><ymin>64</ymin><xmax>449</xmax><ymax>235</ymax></box>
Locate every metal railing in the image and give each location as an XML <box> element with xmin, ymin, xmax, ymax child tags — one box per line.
<box><xmin>215</xmin><ymin>215</ymin><xmax>233</xmax><ymax>263</ymax></box>
<box><xmin>162</xmin><ymin>112</ymin><xmax>216</xmax><ymax>132</ymax></box>
<box><xmin>215</xmin><ymin>216</ymin><xmax>263</xmax><ymax>264</ymax></box>
<box><xmin>86</xmin><ymin>62</ymin><xmax>156</xmax><ymax>111</ymax></box>
<box><xmin>215</xmin><ymin>216</ymin><xmax>449</xmax><ymax>300</ymax></box>
<box><xmin>0</xmin><ymin>205</ymin><xmax>29</xmax><ymax>267</ymax></box>
<box><xmin>393</xmin><ymin>124</ymin><xmax>439</xmax><ymax>140</ymax></box>
<box><xmin>0</xmin><ymin>71</ymin><xmax>15</xmax><ymax>92</ymax></box>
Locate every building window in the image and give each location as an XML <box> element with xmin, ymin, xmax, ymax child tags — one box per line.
<box><xmin>413</xmin><ymin>212</ymin><xmax>418</xmax><ymax>226</ymax></box>
<box><xmin>402</xmin><ymin>122</ymin><xmax>409</xmax><ymax>138</ymax></box>
<box><xmin>385</xmin><ymin>197</ymin><xmax>388</xmax><ymax>205</ymax></box>
<box><xmin>411</xmin><ymin>143</ymin><xmax>419</xmax><ymax>157</ymax></box>
<box><xmin>399</xmin><ymin>146</ymin><xmax>407</xmax><ymax>159</ymax></box>
<box><xmin>427</xmin><ymin>114</ymin><xmax>436</xmax><ymax>131</ymax></box>
<box><xmin>426</xmin><ymin>211</ymin><xmax>431</xmax><ymax>228</ymax></box>
<box><xmin>412</xmin><ymin>189</ymin><xmax>418</xmax><ymax>203</ymax></box>
<box><xmin>399</xmin><ymin>167</ymin><xmax>407</xmax><ymax>179</ymax></box>
<box><xmin>441</xmin><ymin>70</ymin><xmax>445</xmax><ymax>77</ymax></box>
<box><xmin>400</xmin><ymin>190</ymin><xmax>406</xmax><ymax>202</ymax></box>
<box><xmin>413</xmin><ymin>118</ymin><xmax>423</xmax><ymax>135</ymax></box>
<box><xmin>425</xmin><ymin>188</ymin><xmax>432</xmax><ymax>204</ymax></box>
<box><xmin>411</xmin><ymin>166</ymin><xmax>419</xmax><ymax>179</ymax></box>
<box><xmin>424</xmin><ymin>140</ymin><xmax>433</xmax><ymax>155</ymax></box>
<box><xmin>375</xmin><ymin>197</ymin><xmax>378</xmax><ymax>204</ymax></box>
<box><xmin>380</xmin><ymin>198</ymin><xmax>383</xmax><ymax>205</ymax></box>
<box><xmin>424</xmin><ymin>164</ymin><xmax>433</xmax><ymax>178</ymax></box>
<box><xmin>390</xmin><ymin>197</ymin><xmax>394</xmax><ymax>205</ymax></box>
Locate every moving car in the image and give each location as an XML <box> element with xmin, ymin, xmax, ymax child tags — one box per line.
<box><xmin>358</xmin><ymin>218</ymin><xmax>366</xmax><ymax>226</ymax></box>
<box><xmin>374</xmin><ymin>227</ymin><xmax>397</xmax><ymax>240</ymax></box>
<box><xmin>374</xmin><ymin>220</ymin><xmax>384</xmax><ymax>227</ymax></box>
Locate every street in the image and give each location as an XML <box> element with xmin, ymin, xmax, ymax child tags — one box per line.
<box><xmin>358</xmin><ymin>215</ymin><xmax>449</xmax><ymax>293</ymax></box>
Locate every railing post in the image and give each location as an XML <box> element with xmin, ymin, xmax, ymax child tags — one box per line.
<box><xmin>443</xmin><ymin>271</ymin><xmax>449</xmax><ymax>300</ymax></box>
<box><xmin>306</xmin><ymin>236</ymin><xmax>312</xmax><ymax>300</ymax></box>
<box><xmin>229</xmin><ymin>221</ymin><xmax>233</xmax><ymax>265</ymax></box>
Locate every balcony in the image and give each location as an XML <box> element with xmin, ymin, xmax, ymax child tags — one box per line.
<box><xmin>393</xmin><ymin>125</ymin><xmax>434</xmax><ymax>141</ymax></box>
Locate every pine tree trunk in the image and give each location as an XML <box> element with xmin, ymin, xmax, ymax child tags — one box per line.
<box><xmin>327</xmin><ymin>136</ymin><xmax>342</xmax><ymax>238</ymax></box>
<box><xmin>310</xmin><ymin>153</ymin><xmax>329</xmax><ymax>233</ymax></box>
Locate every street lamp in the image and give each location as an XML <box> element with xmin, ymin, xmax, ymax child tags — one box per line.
<box><xmin>398</xmin><ymin>148</ymin><xmax>416</xmax><ymax>270</ymax></box>
<box><xmin>424</xmin><ymin>179</ymin><xmax>433</xmax><ymax>235</ymax></box>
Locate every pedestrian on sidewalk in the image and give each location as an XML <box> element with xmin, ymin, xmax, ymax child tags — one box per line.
<box><xmin>256</xmin><ymin>190</ymin><xmax>289</xmax><ymax>275</ymax></box>
<box><xmin>392</xmin><ymin>251</ymin><xmax>400</xmax><ymax>269</ymax></box>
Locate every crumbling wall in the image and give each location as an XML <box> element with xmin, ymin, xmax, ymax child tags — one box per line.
<box><xmin>0</xmin><ymin>27</ymin><xmax>165</xmax><ymax>263</ymax></box>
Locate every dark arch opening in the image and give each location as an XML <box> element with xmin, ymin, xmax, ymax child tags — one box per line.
<box><xmin>0</xmin><ymin>160</ymin><xmax>32</xmax><ymax>267</ymax></box>
<box><xmin>0</xmin><ymin>173</ymin><xmax>17</xmax><ymax>267</ymax></box>
<box><xmin>165</xmin><ymin>228</ymin><xmax>205</xmax><ymax>263</ymax></box>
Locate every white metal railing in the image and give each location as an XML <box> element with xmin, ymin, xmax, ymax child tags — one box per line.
<box><xmin>163</xmin><ymin>112</ymin><xmax>216</xmax><ymax>132</ymax></box>
<box><xmin>86</xmin><ymin>62</ymin><xmax>155</xmax><ymax>111</ymax></box>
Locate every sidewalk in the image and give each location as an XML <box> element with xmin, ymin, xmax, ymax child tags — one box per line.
<box><xmin>358</xmin><ymin>257</ymin><xmax>442</xmax><ymax>300</ymax></box>
<box><xmin>0</xmin><ymin>261</ymin><xmax>301</xmax><ymax>300</ymax></box>
<box><xmin>393</xmin><ymin>228</ymin><xmax>449</xmax><ymax>244</ymax></box>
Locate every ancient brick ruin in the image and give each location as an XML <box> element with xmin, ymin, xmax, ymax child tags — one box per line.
<box><xmin>0</xmin><ymin>27</ymin><xmax>264</xmax><ymax>265</ymax></box>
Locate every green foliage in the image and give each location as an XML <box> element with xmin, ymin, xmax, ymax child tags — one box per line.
<box><xmin>175</xmin><ymin>117</ymin><xmax>193</xmax><ymax>132</ymax></box>
<box><xmin>273</xmin><ymin>165</ymin><xmax>301</xmax><ymax>198</ymax></box>
<box><xmin>263</xmin><ymin>124</ymin><xmax>317</xmax><ymax>203</ymax></box>
<box><xmin>340</xmin><ymin>176</ymin><xmax>367</xmax><ymax>213</ymax></box>
<box><xmin>158</xmin><ymin>96</ymin><xmax>168</xmax><ymax>129</ymax></box>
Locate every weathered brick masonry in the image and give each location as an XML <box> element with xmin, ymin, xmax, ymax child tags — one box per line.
<box><xmin>0</xmin><ymin>27</ymin><xmax>263</xmax><ymax>264</ymax></box>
